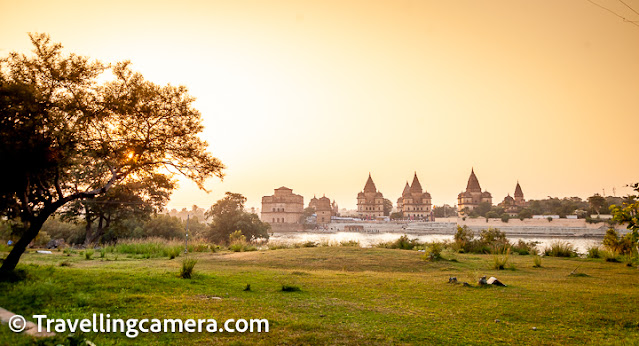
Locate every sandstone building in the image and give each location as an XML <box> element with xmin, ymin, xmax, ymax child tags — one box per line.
<box><xmin>261</xmin><ymin>187</ymin><xmax>304</xmax><ymax>224</ymax></box>
<box><xmin>357</xmin><ymin>174</ymin><xmax>385</xmax><ymax>219</ymax></box>
<box><xmin>308</xmin><ymin>195</ymin><xmax>338</xmax><ymax>224</ymax></box>
<box><xmin>396</xmin><ymin>173</ymin><xmax>433</xmax><ymax>220</ymax></box>
<box><xmin>457</xmin><ymin>168</ymin><xmax>492</xmax><ymax>216</ymax></box>
<box><xmin>500</xmin><ymin>182</ymin><xmax>527</xmax><ymax>216</ymax></box>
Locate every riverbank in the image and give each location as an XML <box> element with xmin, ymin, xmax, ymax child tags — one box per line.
<box><xmin>292</xmin><ymin>217</ymin><xmax>628</xmax><ymax>238</ymax></box>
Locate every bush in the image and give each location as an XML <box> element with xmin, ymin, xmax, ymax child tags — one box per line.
<box><xmin>454</xmin><ymin>226</ymin><xmax>474</xmax><ymax>252</ymax></box>
<box><xmin>268</xmin><ymin>242</ymin><xmax>291</xmax><ymax>250</ymax></box>
<box><xmin>33</xmin><ymin>231</ymin><xmax>51</xmax><ymax>247</ymax></box>
<box><xmin>544</xmin><ymin>241</ymin><xmax>577</xmax><ymax>257</ymax></box>
<box><xmin>603</xmin><ymin>228</ymin><xmax>636</xmax><ymax>255</ymax></box>
<box><xmin>339</xmin><ymin>240</ymin><xmax>360</xmax><ymax>247</ymax></box>
<box><xmin>493</xmin><ymin>247</ymin><xmax>511</xmax><ymax>270</ymax></box>
<box><xmin>84</xmin><ymin>249</ymin><xmax>94</xmax><ymax>260</ymax></box>
<box><xmin>533</xmin><ymin>255</ymin><xmax>542</xmax><ymax>268</ymax></box>
<box><xmin>480</xmin><ymin>228</ymin><xmax>508</xmax><ymax>253</ymax></box>
<box><xmin>180</xmin><ymin>258</ymin><xmax>198</xmax><ymax>279</ymax></box>
<box><xmin>229</xmin><ymin>243</ymin><xmax>244</xmax><ymax>252</ymax></box>
<box><xmin>422</xmin><ymin>242</ymin><xmax>443</xmax><ymax>261</ymax></box>
<box><xmin>586</xmin><ymin>246</ymin><xmax>601</xmax><ymax>259</ymax></box>
<box><xmin>378</xmin><ymin>235</ymin><xmax>420</xmax><ymax>250</ymax></box>
<box><xmin>601</xmin><ymin>250</ymin><xmax>620</xmax><ymax>263</ymax></box>
<box><xmin>511</xmin><ymin>240</ymin><xmax>538</xmax><ymax>255</ymax></box>
<box><xmin>281</xmin><ymin>285</ymin><xmax>301</xmax><ymax>292</ymax></box>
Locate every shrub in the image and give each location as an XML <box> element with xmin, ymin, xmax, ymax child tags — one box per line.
<box><xmin>281</xmin><ymin>285</ymin><xmax>301</xmax><ymax>292</ymax></box>
<box><xmin>180</xmin><ymin>258</ymin><xmax>198</xmax><ymax>279</ymax></box>
<box><xmin>480</xmin><ymin>228</ymin><xmax>508</xmax><ymax>253</ymax></box>
<box><xmin>544</xmin><ymin>241</ymin><xmax>577</xmax><ymax>257</ymax></box>
<box><xmin>586</xmin><ymin>246</ymin><xmax>601</xmax><ymax>259</ymax></box>
<box><xmin>339</xmin><ymin>240</ymin><xmax>360</xmax><ymax>247</ymax></box>
<box><xmin>302</xmin><ymin>241</ymin><xmax>318</xmax><ymax>248</ymax></box>
<box><xmin>533</xmin><ymin>255</ymin><xmax>542</xmax><ymax>268</ymax></box>
<box><xmin>622</xmin><ymin>254</ymin><xmax>636</xmax><ymax>267</ymax></box>
<box><xmin>422</xmin><ymin>242</ymin><xmax>443</xmax><ymax>261</ymax></box>
<box><xmin>84</xmin><ymin>249</ymin><xmax>94</xmax><ymax>260</ymax></box>
<box><xmin>603</xmin><ymin>228</ymin><xmax>636</xmax><ymax>255</ymax></box>
<box><xmin>454</xmin><ymin>226</ymin><xmax>474</xmax><ymax>252</ymax></box>
<box><xmin>500</xmin><ymin>214</ymin><xmax>510</xmax><ymax>223</ymax></box>
<box><xmin>379</xmin><ymin>235</ymin><xmax>420</xmax><ymax>250</ymax></box>
<box><xmin>493</xmin><ymin>247</ymin><xmax>511</xmax><ymax>270</ymax></box>
<box><xmin>229</xmin><ymin>243</ymin><xmax>244</xmax><ymax>252</ymax></box>
<box><xmin>229</xmin><ymin>230</ymin><xmax>249</xmax><ymax>252</ymax></box>
<box><xmin>601</xmin><ymin>250</ymin><xmax>620</xmax><ymax>262</ymax></box>
<box><xmin>512</xmin><ymin>240</ymin><xmax>538</xmax><ymax>255</ymax></box>
<box><xmin>268</xmin><ymin>242</ymin><xmax>291</xmax><ymax>250</ymax></box>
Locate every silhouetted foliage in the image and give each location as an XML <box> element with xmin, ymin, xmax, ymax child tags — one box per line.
<box><xmin>205</xmin><ymin>192</ymin><xmax>270</xmax><ymax>244</ymax></box>
<box><xmin>0</xmin><ymin>33</ymin><xmax>224</xmax><ymax>275</ymax></box>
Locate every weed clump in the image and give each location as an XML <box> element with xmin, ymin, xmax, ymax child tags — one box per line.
<box><xmin>281</xmin><ymin>285</ymin><xmax>301</xmax><ymax>292</ymax></box>
<box><xmin>492</xmin><ymin>247</ymin><xmax>512</xmax><ymax>270</ymax></box>
<box><xmin>587</xmin><ymin>246</ymin><xmax>601</xmax><ymax>259</ymax></box>
<box><xmin>533</xmin><ymin>255</ymin><xmax>542</xmax><ymax>268</ymax></box>
<box><xmin>378</xmin><ymin>235</ymin><xmax>420</xmax><ymax>250</ymax></box>
<box><xmin>544</xmin><ymin>241</ymin><xmax>577</xmax><ymax>257</ymax></box>
<box><xmin>180</xmin><ymin>258</ymin><xmax>198</xmax><ymax>279</ymax></box>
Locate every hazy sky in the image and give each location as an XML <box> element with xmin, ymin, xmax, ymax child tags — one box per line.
<box><xmin>2</xmin><ymin>0</ymin><xmax>638</xmax><ymax>210</ymax></box>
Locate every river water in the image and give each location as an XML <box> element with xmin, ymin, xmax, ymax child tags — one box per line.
<box><xmin>270</xmin><ymin>232</ymin><xmax>602</xmax><ymax>254</ymax></box>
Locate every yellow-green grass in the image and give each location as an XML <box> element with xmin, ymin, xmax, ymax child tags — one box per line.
<box><xmin>1</xmin><ymin>247</ymin><xmax>638</xmax><ymax>345</ymax></box>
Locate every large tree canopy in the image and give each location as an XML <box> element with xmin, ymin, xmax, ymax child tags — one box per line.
<box><xmin>0</xmin><ymin>33</ymin><xmax>224</xmax><ymax>275</ymax></box>
<box><xmin>205</xmin><ymin>192</ymin><xmax>270</xmax><ymax>244</ymax></box>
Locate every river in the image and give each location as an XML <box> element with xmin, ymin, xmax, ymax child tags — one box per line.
<box><xmin>270</xmin><ymin>232</ymin><xmax>602</xmax><ymax>254</ymax></box>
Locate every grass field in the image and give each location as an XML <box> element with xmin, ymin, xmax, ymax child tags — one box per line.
<box><xmin>1</xmin><ymin>245</ymin><xmax>638</xmax><ymax>345</ymax></box>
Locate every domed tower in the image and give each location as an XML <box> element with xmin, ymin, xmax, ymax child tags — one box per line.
<box><xmin>514</xmin><ymin>181</ymin><xmax>525</xmax><ymax>207</ymax></box>
<box><xmin>397</xmin><ymin>182</ymin><xmax>410</xmax><ymax>214</ymax></box>
<box><xmin>401</xmin><ymin>173</ymin><xmax>432</xmax><ymax>220</ymax></box>
<box><xmin>457</xmin><ymin>168</ymin><xmax>492</xmax><ymax>216</ymax></box>
<box><xmin>357</xmin><ymin>173</ymin><xmax>384</xmax><ymax>219</ymax></box>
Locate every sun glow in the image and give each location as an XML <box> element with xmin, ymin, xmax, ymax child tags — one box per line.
<box><xmin>2</xmin><ymin>0</ymin><xmax>637</xmax><ymax>211</ymax></box>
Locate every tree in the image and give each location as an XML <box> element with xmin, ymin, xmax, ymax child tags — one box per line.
<box><xmin>205</xmin><ymin>192</ymin><xmax>270</xmax><ymax>244</ymax></box>
<box><xmin>142</xmin><ymin>214</ymin><xmax>185</xmax><ymax>239</ymax></box>
<box><xmin>389</xmin><ymin>212</ymin><xmax>403</xmax><ymax>220</ymax></box>
<box><xmin>62</xmin><ymin>173</ymin><xmax>174</xmax><ymax>245</ymax></box>
<box><xmin>433</xmin><ymin>204</ymin><xmax>456</xmax><ymax>218</ymax></box>
<box><xmin>383</xmin><ymin>198</ymin><xmax>393</xmax><ymax>216</ymax></box>
<box><xmin>610</xmin><ymin>183</ymin><xmax>639</xmax><ymax>246</ymax></box>
<box><xmin>518</xmin><ymin>208</ymin><xmax>533</xmax><ymax>220</ymax></box>
<box><xmin>0</xmin><ymin>34</ymin><xmax>224</xmax><ymax>276</ymax></box>
<box><xmin>475</xmin><ymin>201</ymin><xmax>492</xmax><ymax>217</ymax></box>
<box><xmin>588</xmin><ymin>194</ymin><xmax>607</xmax><ymax>216</ymax></box>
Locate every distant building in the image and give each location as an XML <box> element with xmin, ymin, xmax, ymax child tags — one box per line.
<box><xmin>357</xmin><ymin>174</ymin><xmax>385</xmax><ymax>219</ymax></box>
<box><xmin>261</xmin><ymin>187</ymin><xmax>304</xmax><ymax>224</ymax></box>
<box><xmin>457</xmin><ymin>168</ymin><xmax>492</xmax><ymax>216</ymax></box>
<box><xmin>396</xmin><ymin>173</ymin><xmax>433</xmax><ymax>220</ymax></box>
<box><xmin>500</xmin><ymin>181</ymin><xmax>527</xmax><ymax>216</ymax></box>
<box><xmin>308</xmin><ymin>194</ymin><xmax>337</xmax><ymax>225</ymax></box>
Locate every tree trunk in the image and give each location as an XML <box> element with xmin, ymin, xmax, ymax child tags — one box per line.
<box><xmin>83</xmin><ymin>213</ymin><xmax>94</xmax><ymax>246</ymax></box>
<box><xmin>0</xmin><ymin>215</ymin><xmax>47</xmax><ymax>277</ymax></box>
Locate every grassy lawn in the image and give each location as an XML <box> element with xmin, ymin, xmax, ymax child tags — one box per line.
<box><xmin>1</xmin><ymin>246</ymin><xmax>638</xmax><ymax>345</ymax></box>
